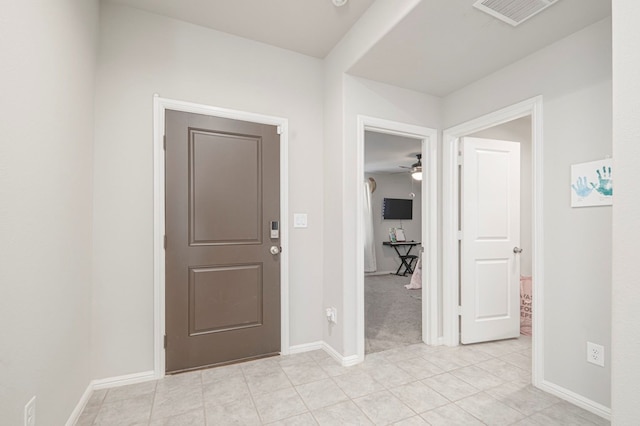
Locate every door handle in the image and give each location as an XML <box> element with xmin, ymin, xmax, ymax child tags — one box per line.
<box><xmin>513</xmin><ymin>247</ymin><xmax>523</xmax><ymax>254</ymax></box>
<box><xmin>270</xmin><ymin>246</ymin><xmax>281</xmax><ymax>255</ymax></box>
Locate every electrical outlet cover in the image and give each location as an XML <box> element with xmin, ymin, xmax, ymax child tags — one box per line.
<box><xmin>587</xmin><ymin>341</ymin><xmax>605</xmax><ymax>367</ymax></box>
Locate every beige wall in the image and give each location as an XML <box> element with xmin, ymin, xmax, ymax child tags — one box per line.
<box><xmin>611</xmin><ymin>0</ymin><xmax>640</xmax><ymax>422</ymax></box>
<box><xmin>444</xmin><ymin>19</ymin><xmax>612</xmax><ymax>409</ymax></box>
<box><xmin>0</xmin><ymin>1</ymin><xmax>98</xmax><ymax>424</ymax></box>
<box><xmin>0</xmin><ymin>2</ymin><xmax>629</xmax><ymax>423</ymax></box>
<box><xmin>322</xmin><ymin>0</ymin><xmax>422</xmax><ymax>354</ymax></box>
<box><xmin>93</xmin><ymin>2</ymin><xmax>325</xmax><ymax>379</ymax></box>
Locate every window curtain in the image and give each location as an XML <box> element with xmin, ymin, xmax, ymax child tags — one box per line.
<box><xmin>364</xmin><ymin>180</ymin><xmax>377</xmax><ymax>272</ymax></box>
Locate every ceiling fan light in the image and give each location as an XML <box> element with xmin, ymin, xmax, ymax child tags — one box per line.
<box><xmin>332</xmin><ymin>0</ymin><xmax>348</xmax><ymax>6</ymax></box>
<box><xmin>409</xmin><ymin>153</ymin><xmax>423</xmax><ymax>180</ymax></box>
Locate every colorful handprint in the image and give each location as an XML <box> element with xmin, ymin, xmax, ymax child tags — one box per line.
<box><xmin>571</xmin><ymin>176</ymin><xmax>593</xmax><ymax>198</ymax></box>
<box><xmin>590</xmin><ymin>166</ymin><xmax>612</xmax><ymax>196</ymax></box>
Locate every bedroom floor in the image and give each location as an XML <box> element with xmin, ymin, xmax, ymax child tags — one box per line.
<box><xmin>76</xmin><ymin>336</ymin><xmax>609</xmax><ymax>425</ymax></box>
<box><xmin>365</xmin><ymin>273</ymin><xmax>422</xmax><ymax>354</ymax></box>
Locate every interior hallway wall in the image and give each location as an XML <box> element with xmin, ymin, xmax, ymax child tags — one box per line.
<box><xmin>444</xmin><ymin>18</ymin><xmax>612</xmax><ymax>409</ymax></box>
<box><xmin>0</xmin><ymin>1</ymin><xmax>99</xmax><ymax>424</ymax></box>
<box><xmin>611</xmin><ymin>0</ymin><xmax>640</xmax><ymax>422</ymax></box>
<box><xmin>342</xmin><ymin>76</ymin><xmax>442</xmax><ymax>356</ymax></box>
<box><xmin>93</xmin><ymin>2</ymin><xmax>325</xmax><ymax>379</ymax></box>
<box><xmin>322</xmin><ymin>0</ymin><xmax>422</xmax><ymax>355</ymax></box>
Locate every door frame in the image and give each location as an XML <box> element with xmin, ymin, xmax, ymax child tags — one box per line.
<box><xmin>356</xmin><ymin>115</ymin><xmax>439</xmax><ymax>363</ymax></box>
<box><xmin>152</xmin><ymin>95</ymin><xmax>290</xmax><ymax>378</ymax></box>
<box><xmin>442</xmin><ymin>96</ymin><xmax>543</xmax><ymax>386</ymax></box>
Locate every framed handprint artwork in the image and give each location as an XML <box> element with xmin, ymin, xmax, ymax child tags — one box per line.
<box><xmin>571</xmin><ymin>159</ymin><xmax>613</xmax><ymax>207</ymax></box>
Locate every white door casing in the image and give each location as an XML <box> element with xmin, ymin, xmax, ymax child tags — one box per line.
<box><xmin>153</xmin><ymin>95</ymin><xmax>290</xmax><ymax>378</ymax></box>
<box><xmin>356</xmin><ymin>115</ymin><xmax>438</xmax><ymax>364</ymax></box>
<box><xmin>461</xmin><ymin>137</ymin><xmax>521</xmax><ymax>344</ymax></box>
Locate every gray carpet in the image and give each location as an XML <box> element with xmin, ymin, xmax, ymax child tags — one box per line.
<box><xmin>365</xmin><ymin>274</ymin><xmax>422</xmax><ymax>354</ymax></box>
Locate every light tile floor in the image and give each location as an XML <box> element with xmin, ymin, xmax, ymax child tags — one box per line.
<box><xmin>77</xmin><ymin>337</ymin><xmax>610</xmax><ymax>425</ymax></box>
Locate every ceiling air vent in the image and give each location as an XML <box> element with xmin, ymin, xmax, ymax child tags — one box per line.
<box><xmin>473</xmin><ymin>0</ymin><xmax>560</xmax><ymax>27</ymax></box>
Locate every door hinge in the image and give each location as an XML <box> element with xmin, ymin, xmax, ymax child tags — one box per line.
<box><xmin>457</xmin><ymin>306</ymin><xmax>462</xmax><ymax>316</ymax></box>
<box><xmin>276</xmin><ymin>125</ymin><xmax>282</xmax><ymax>135</ymax></box>
<box><xmin>163</xmin><ymin>235</ymin><xmax>167</xmax><ymax>249</ymax></box>
<box><xmin>457</xmin><ymin>154</ymin><xmax>463</xmax><ymax>166</ymax></box>
<box><xmin>163</xmin><ymin>335</ymin><xmax>167</xmax><ymax>349</ymax></box>
<box><xmin>163</xmin><ymin>135</ymin><xmax>166</xmax><ymax>150</ymax></box>
<box><xmin>457</xmin><ymin>231</ymin><xmax>463</xmax><ymax>241</ymax></box>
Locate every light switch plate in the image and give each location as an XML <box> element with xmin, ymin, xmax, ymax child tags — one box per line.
<box><xmin>293</xmin><ymin>213</ymin><xmax>308</xmax><ymax>228</ymax></box>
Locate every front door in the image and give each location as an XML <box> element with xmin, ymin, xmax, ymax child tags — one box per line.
<box><xmin>460</xmin><ymin>137</ymin><xmax>521</xmax><ymax>344</ymax></box>
<box><xmin>165</xmin><ymin>110</ymin><xmax>281</xmax><ymax>373</ymax></box>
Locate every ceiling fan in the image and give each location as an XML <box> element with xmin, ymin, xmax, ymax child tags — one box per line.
<box><xmin>399</xmin><ymin>154</ymin><xmax>423</xmax><ymax>181</ymax></box>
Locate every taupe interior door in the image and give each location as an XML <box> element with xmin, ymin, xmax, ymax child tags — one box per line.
<box><xmin>165</xmin><ymin>109</ymin><xmax>280</xmax><ymax>373</ymax></box>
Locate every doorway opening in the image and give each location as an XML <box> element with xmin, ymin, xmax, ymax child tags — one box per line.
<box><xmin>356</xmin><ymin>116</ymin><xmax>438</xmax><ymax>363</ymax></box>
<box><xmin>152</xmin><ymin>96</ymin><xmax>290</xmax><ymax>378</ymax></box>
<box><xmin>364</xmin><ymin>131</ymin><xmax>424</xmax><ymax>354</ymax></box>
<box><xmin>442</xmin><ymin>96</ymin><xmax>543</xmax><ymax>387</ymax></box>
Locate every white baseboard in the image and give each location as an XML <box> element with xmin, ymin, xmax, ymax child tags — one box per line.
<box><xmin>321</xmin><ymin>342</ymin><xmax>362</xmax><ymax>367</ymax></box>
<box><xmin>342</xmin><ymin>354</ymin><xmax>361</xmax><ymax>367</ymax></box>
<box><xmin>67</xmin><ymin>342</ymin><xmax>368</xmax><ymax>425</ymax></box>
<box><xmin>321</xmin><ymin>341</ymin><xmax>343</xmax><ymax>365</ymax></box>
<box><xmin>538</xmin><ymin>380</ymin><xmax>611</xmax><ymax>421</ymax></box>
<box><xmin>292</xmin><ymin>340</ymin><xmax>364</xmax><ymax>367</ymax></box>
<box><xmin>289</xmin><ymin>341</ymin><xmax>324</xmax><ymax>354</ymax></box>
<box><xmin>426</xmin><ymin>337</ymin><xmax>445</xmax><ymax>347</ymax></box>
<box><xmin>65</xmin><ymin>382</ymin><xmax>93</xmax><ymax>426</ymax></box>
<box><xmin>92</xmin><ymin>370</ymin><xmax>157</xmax><ymax>390</ymax></box>
<box><xmin>66</xmin><ymin>370</ymin><xmax>157</xmax><ymax>425</ymax></box>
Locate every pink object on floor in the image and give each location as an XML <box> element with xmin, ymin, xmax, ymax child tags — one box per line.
<box><xmin>405</xmin><ymin>257</ymin><xmax>422</xmax><ymax>290</ymax></box>
<box><xmin>520</xmin><ymin>275</ymin><xmax>532</xmax><ymax>336</ymax></box>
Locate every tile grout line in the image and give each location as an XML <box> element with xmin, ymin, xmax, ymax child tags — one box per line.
<box><xmin>288</xmin><ymin>361</ymin><xmax>318</xmax><ymax>425</ymax></box>
<box><xmin>89</xmin><ymin>388</ymin><xmax>108</xmax><ymax>426</ymax></box>
<box><xmin>199</xmin><ymin>370</ymin><xmax>207</xmax><ymax>426</ymax></box>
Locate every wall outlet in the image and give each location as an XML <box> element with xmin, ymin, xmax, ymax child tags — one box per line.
<box><xmin>325</xmin><ymin>307</ymin><xmax>337</xmax><ymax>324</ymax></box>
<box><xmin>587</xmin><ymin>342</ymin><xmax>605</xmax><ymax>367</ymax></box>
<box><xmin>24</xmin><ymin>396</ymin><xmax>36</xmax><ymax>426</ymax></box>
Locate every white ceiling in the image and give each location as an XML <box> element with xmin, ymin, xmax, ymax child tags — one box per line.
<box><xmin>364</xmin><ymin>131</ymin><xmax>422</xmax><ymax>174</ymax></box>
<box><xmin>106</xmin><ymin>0</ymin><xmax>375</xmax><ymax>58</ymax></box>
<box><xmin>349</xmin><ymin>0</ymin><xmax>611</xmax><ymax>96</ymax></box>
<box><xmin>108</xmin><ymin>0</ymin><xmax>611</xmax><ymax>95</ymax></box>
<box><xmin>108</xmin><ymin>0</ymin><xmax>611</xmax><ymax>168</ymax></box>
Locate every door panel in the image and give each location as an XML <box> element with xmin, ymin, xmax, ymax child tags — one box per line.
<box><xmin>461</xmin><ymin>137</ymin><xmax>520</xmax><ymax>344</ymax></box>
<box><xmin>474</xmin><ymin>259</ymin><xmax>510</xmax><ymax>320</ymax></box>
<box><xmin>165</xmin><ymin>110</ymin><xmax>280</xmax><ymax>373</ymax></box>
<box><xmin>189</xmin><ymin>264</ymin><xmax>263</xmax><ymax>335</ymax></box>
<box><xmin>190</xmin><ymin>130</ymin><xmax>261</xmax><ymax>244</ymax></box>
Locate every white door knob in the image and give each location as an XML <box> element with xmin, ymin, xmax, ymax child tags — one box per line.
<box><xmin>270</xmin><ymin>246</ymin><xmax>280</xmax><ymax>255</ymax></box>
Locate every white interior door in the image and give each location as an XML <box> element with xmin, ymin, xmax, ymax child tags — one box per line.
<box><xmin>461</xmin><ymin>137</ymin><xmax>521</xmax><ymax>344</ymax></box>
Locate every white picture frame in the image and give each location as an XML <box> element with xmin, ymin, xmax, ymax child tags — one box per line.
<box><xmin>388</xmin><ymin>228</ymin><xmax>397</xmax><ymax>243</ymax></box>
<box><xmin>395</xmin><ymin>228</ymin><xmax>406</xmax><ymax>242</ymax></box>
<box><xmin>571</xmin><ymin>159</ymin><xmax>613</xmax><ymax>207</ymax></box>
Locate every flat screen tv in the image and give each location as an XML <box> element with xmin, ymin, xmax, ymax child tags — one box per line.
<box><xmin>382</xmin><ymin>198</ymin><xmax>413</xmax><ymax>220</ymax></box>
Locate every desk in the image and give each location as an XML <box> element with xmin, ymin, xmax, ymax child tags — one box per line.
<box><xmin>383</xmin><ymin>241</ymin><xmax>421</xmax><ymax>276</ymax></box>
